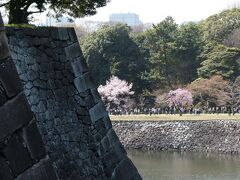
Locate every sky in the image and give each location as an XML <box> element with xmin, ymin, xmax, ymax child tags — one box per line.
<box><xmin>1</xmin><ymin>0</ymin><xmax>239</xmax><ymax>25</ymax></box>
<box><xmin>80</xmin><ymin>0</ymin><xmax>240</xmax><ymax>24</ymax></box>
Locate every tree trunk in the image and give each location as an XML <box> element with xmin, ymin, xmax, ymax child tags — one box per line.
<box><xmin>0</xmin><ymin>13</ymin><xmax>10</xmax><ymax>59</ymax></box>
<box><xmin>8</xmin><ymin>0</ymin><xmax>29</xmax><ymax>24</ymax></box>
<box><xmin>0</xmin><ymin>12</ymin><xmax>4</xmax><ymax>30</ymax></box>
<box><xmin>9</xmin><ymin>10</ymin><xmax>29</xmax><ymax>24</ymax></box>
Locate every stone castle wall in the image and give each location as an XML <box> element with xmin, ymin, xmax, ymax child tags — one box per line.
<box><xmin>113</xmin><ymin>120</ymin><xmax>240</xmax><ymax>154</ymax></box>
<box><xmin>0</xmin><ymin>15</ymin><xmax>58</xmax><ymax>180</ymax></box>
<box><xmin>6</xmin><ymin>27</ymin><xmax>141</xmax><ymax>180</ymax></box>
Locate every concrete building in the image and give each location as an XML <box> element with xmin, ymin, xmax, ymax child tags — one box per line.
<box><xmin>109</xmin><ymin>13</ymin><xmax>142</xmax><ymax>26</ymax></box>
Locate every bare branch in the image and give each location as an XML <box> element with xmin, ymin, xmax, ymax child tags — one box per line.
<box><xmin>27</xmin><ymin>11</ymin><xmax>43</xmax><ymax>15</ymax></box>
<box><xmin>0</xmin><ymin>2</ymin><xmax>10</xmax><ymax>7</ymax></box>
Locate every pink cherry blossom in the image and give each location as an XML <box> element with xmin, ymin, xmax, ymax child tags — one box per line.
<box><xmin>166</xmin><ymin>88</ymin><xmax>193</xmax><ymax>109</ymax></box>
<box><xmin>98</xmin><ymin>76</ymin><xmax>134</xmax><ymax>110</ymax></box>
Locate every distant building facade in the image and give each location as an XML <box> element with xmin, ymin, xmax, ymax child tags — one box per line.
<box><xmin>45</xmin><ymin>16</ymin><xmax>74</xmax><ymax>26</ymax></box>
<box><xmin>109</xmin><ymin>13</ymin><xmax>142</xmax><ymax>26</ymax></box>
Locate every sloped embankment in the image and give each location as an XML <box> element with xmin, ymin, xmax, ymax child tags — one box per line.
<box><xmin>7</xmin><ymin>27</ymin><xmax>141</xmax><ymax>179</ymax></box>
<box><xmin>113</xmin><ymin>120</ymin><xmax>240</xmax><ymax>154</ymax></box>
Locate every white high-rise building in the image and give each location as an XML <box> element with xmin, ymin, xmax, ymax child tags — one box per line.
<box><xmin>109</xmin><ymin>13</ymin><xmax>142</xmax><ymax>26</ymax></box>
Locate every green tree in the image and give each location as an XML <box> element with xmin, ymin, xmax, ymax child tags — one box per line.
<box><xmin>200</xmin><ymin>8</ymin><xmax>240</xmax><ymax>43</ymax></box>
<box><xmin>223</xmin><ymin>28</ymin><xmax>240</xmax><ymax>48</ymax></box>
<box><xmin>144</xmin><ymin>16</ymin><xmax>178</xmax><ymax>88</ymax></box>
<box><xmin>175</xmin><ymin>22</ymin><xmax>202</xmax><ymax>84</ymax></box>
<box><xmin>143</xmin><ymin>17</ymin><xmax>202</xmax><ymax>89</ymax></box>
<box><xmin>198</xmin><ymin>42</ymin><xmax>240</xmax><ymax>80</ymax></box>
<box><xmin>0</xmin><ymin>0</ymin><xmax>110</xmax><ymax>24</ymax></box>
<box><xmin>131</xmin><ymin>31</ymin><xmax>152</xmax><ymax>93</ymax></box>
<box><xmin>81</xmin><ymin>23</ymin><xmax>147</xmax><ymax>93</ymax></box>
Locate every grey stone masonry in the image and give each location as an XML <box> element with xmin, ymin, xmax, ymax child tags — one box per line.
<box><xmin>113</xmin><ymin>121</ymin><xmax>240</xmax><ymax>154</ymax></box>
<box><xmin>7</xmin><ymin>26</ymin><xmax>142</xmax><ymax>179</ymax></box>
<box><xmin>0</xmin><ymin>13</ymin><xmax>58</xmax><ymax>180</ymax></box>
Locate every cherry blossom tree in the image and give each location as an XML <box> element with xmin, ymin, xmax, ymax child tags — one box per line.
<box><xmin>166</xmin><ymin>88</ymin><xmax>193</xmax><ymax>115</ymax></box>
<box><xmin>98</xmin><ymin>76</ymin><xmax>134</xmax><ymax>113</ymax></box>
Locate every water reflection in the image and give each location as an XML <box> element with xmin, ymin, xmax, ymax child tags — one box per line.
<box><xmin>127</xmin><ymin>150</ymin><xmax>240</xmax><ymax>180</ymax></box>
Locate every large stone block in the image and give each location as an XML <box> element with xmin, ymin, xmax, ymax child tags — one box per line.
<box><xmin>111</xmin><ymin>157</ymin><xmax>140</xmax><ymax>180</ymax></box>
<box><xmin>0</xmin><ymin>83</ymin><xmax>7</xmax><ymax>106</ymax></box>
<box><xmin>0</xmin><ymin>32</ymin><xmax>10</xmax><ymax>59</ymax></box>
<box><xmin>51</xmin><ymin>28</ymin><xmax>69</xmax><ymax>41</ymax></box>
<box><xmin>102</xmin><ymin>116</ymin><xmax>112</xmax><ymax>130</ymax></box>
<box><xmin>0</xmin><ymin>157</ymin><xmax>14</xmax><ymax>180</ymax></box>
<box><xmin>101</xmin><ymin>136</ymin><xmax>110</xmax><ymax>153</ymax></box>
<box><xmin>90</xmin><ymin>89</ymin><xmax>101</xmax><ymax>104</ymax></box>
<box><xmin>89</xmin><ymin>102</ymin><xmax>108</xmax><ymax>123</ymax></box>
<box><xmin>16</xmin><ymin>157</ymin><xmax>58</xmax><ymax>180</ymax></box>
<box><xmin>112</xmin><ymin>141</ymin><xmax>126</xmax><ymax>161</ymax></box>
<box><xmin>74</xmin><ymin>72</ymin><xmax>95</xmax><ymax>93</ymax></box>
<box><xmin>58</xmin><ymin>28</ymin><xmax>69</xmax><ymax>41</ymax></box>
<box><xmin>71</xmin><ymin>57</ymin><xmax>88</xmax><ymax>77</ymax></box>
<box><xmin>67</xmin><ymin>28</ymin><xmax>78</xmax><ymax>41</ymax></box>
<box><xmin>65</xmin><ymin>42</ymin><xmax>82</xmax><ymax>60</ymax></box>
<box><xmin>0</xmin><ymin>92</ymin><xmax>33</xmax><ymax>140</ymax></box>
<box><xmin>107</xmin><ymin>129</ymin><xmax>119</xmax><ymax>146</ymax></box>
<box><xmin>21</xmin><ymin>121</ymin><xmax>46</xmax><ymax>161</ymax></box>
<box><xmin>2</xmin><ymin>135</ymin><xmax>33</xmax><ymax>174</ymax></box>
<box><xmin>0</xmin><ymin>58</ymin><xmax>22</xmax><ymax>97</ymax></box>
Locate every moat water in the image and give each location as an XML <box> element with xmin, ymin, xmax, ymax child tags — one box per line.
<box><xmin>127</xmin><ymin>150</ymin><xmax>240</xmax><ymax>180</ymax></box>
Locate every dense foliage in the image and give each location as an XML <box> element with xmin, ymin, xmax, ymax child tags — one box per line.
<box><xmin>198</xmin><ymin>42</ymin><xmax>240</xmax><ymax>80</ymax></box>
<box><xmin>0</xmin><ymin>0</ymin><xmax>110</xmax><ymax>24</ymax></box>
<box><xmin>200</xmin><ymin>8</ymin><xmax>240</xmax><ymax>43</ymax></box>
<box><xmin>81</xmin><ymin>24</ymin><xmax>147</xmax><ymax>93</ymax></box>
<box><xmin>80</xmin><ymin>8</ymin><xmax>240</xmax><ymax>111</ymax></box>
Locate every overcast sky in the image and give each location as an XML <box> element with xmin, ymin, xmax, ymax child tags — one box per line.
<box><xmin>1</xmin><ymin>0</ymin><xmax>239</xmax><ymax>24</ymax></box>
<box><xmin>80</xmin><ymin>0</ymin><xmax>240</xmax><ymax>24</ymax></box>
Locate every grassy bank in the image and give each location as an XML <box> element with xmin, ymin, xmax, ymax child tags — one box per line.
<box><xmin>110</xmin><ymin>114</ymin><xmax>240</xmax><ymax>121</ymax></box>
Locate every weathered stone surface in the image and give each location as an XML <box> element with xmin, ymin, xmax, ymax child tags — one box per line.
<box><xmin>50</xmin><ymin>27</ymin><xmax>69</xmax><ymax>40</ymax></box>
<box><xmin>0</xmin><ymin>93</ymin><xmax>33</xmax><ymax>140</ymax></box>
<box><xmin>71</xmin><ymin>58</ymin><xmax>88</xmax><ymax>77</ymax></box>
<box><xmin>102</xmin><ymin>116</ymin><xmax>112</xmax><ymax>130</ymax></box>
<box><xmin>0</xmin><ymin>82</ymin><xmax>7</xmax><ymax>106</ymax></box>
<box><xmin>107</xmin><ymin>128</ymin><xmax>119</xmax><ymax>146</ymax></box>
<box><xmin>2</xmin><ymin>135</ymin><xmax>33</xmax><ymax>174</ymax></box>
<box><xmin>0</xmin><ymin>33</ymin><xmax>10</xmax><ymax>59</ymax></box>
<box><xmin>89</xmin><ymin>102</ymin><xmax>108</xmax><ymax>123</ymax></box>
<box><xmin>58</xmin><ymin>28</ymin><xmax>69</xmax><ymax>41</ymax></box>
<box><xmin>113</xmin><ymin>121</ymin><xmax>240</xmax><ymax>154</ymax></box>
<box><xmin>16</xmin><ymin>157</ymin><xmax>58</xmax><ymax>180</ymax></box>
<box><xmin>65</xmin><ymin>42</ymin><xmax>82</xmax><ymax>60</ymax></box>
<box><xmin>74</xmin><ymin>72</ymin><xmax>95</xmax><ymax>93</ymax></box>
<box><xmin>0</xmin><ymin>15</ymin><xmax>58</xmax><ymax>180</ymax></box>
<box><xmin>67</xmin><ymin>28</ymin><xmax>78</xmax><ymax>42</ymax></box>
<box><xmin>0</xmin><ymin>57</ymin><xmax>22</xmax><ymax>97</ymax></box>
<box><xmin>111</xmin><ymin>157</ymin><xmax>141</xmax><ymax>180</ymax></box>
<box><xmin>0</xmin><ymin>58</ymin><xmax>22</xmax><ymax>97</ymax></box>
<box><xmin>6</xmin><ymin>26</ymin><xmax>141</xmax><ymax>180</ymax></box>
<box><xmin>0</xmin><ymin>156</ymin><xmax>14</xmax><ymax>180</ymax></box>
<box><xmin>90</xmin><ymin>88</ymin><xmax>101</xmax><ymax>104</ymax></box>
<box><xmin>21</xmin><ymin>121</ymin><xmax>46</xmax><ymax>161</ymax></box>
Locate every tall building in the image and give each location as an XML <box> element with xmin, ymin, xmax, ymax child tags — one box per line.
<box><xmin>109</xmin><ymin>13</ymin><xmax>142</xmax><ymax>26</ymax></box>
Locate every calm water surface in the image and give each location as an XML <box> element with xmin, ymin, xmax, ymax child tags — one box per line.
<box><xmin>127</xmin><ymin>150</ymin><xmax>240</xmax><ymax>180</ymax></box>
